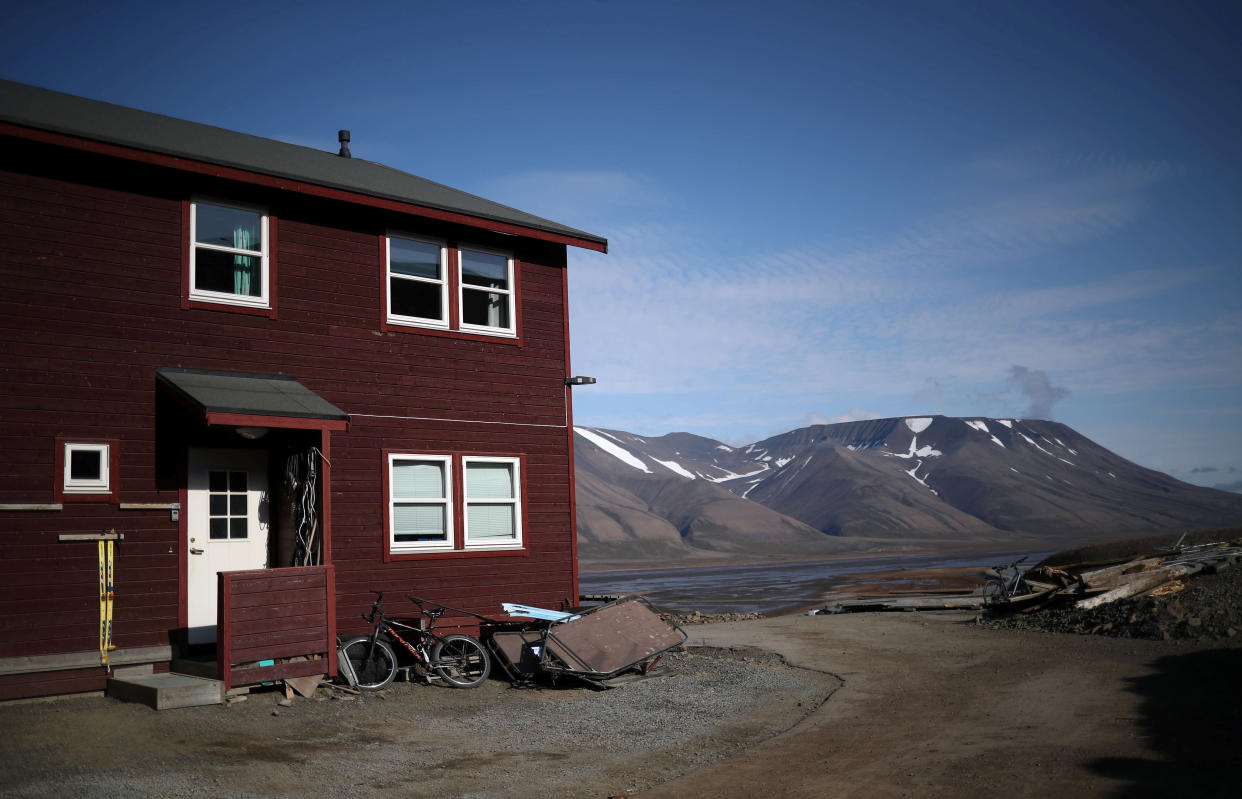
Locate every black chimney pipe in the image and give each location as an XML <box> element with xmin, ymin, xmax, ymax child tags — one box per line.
<box><xmin>338</xmin><ymin>130</ymin><xmax>351</xmax><ymax>158</ymax></box>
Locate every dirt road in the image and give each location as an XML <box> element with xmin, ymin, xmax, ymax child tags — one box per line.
<box><xmin>659</xmin><ymin>612</ymin><xmax>1241</xmax><ymax>798</ymax></box>
<box><xmin>2</xmin><ymin>612</ymin><xmax>1238</xmax><ymax>798</ymax></box>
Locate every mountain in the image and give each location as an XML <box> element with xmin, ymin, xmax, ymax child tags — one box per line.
<box><xmin>573</xmin><ymin>416</ymin><xmax>1242</xmax><ymax>564</ymax></box>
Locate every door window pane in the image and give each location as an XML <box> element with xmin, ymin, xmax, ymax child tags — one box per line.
<box><xmin>208</xmin><ymin>470</ymin><xmax>251</xmax><ymax>541</ymax></box>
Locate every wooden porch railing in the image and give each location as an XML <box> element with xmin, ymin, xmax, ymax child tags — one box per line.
<box><xmin>216</xmin><ymin>565</ymin><xmax>337</xmax><ymax>691</ymax></box>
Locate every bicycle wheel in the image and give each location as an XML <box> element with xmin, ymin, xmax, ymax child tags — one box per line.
<box><xmin>982</xmin><ymin>579</ymin><xmax>1005</xmax><ymax>604</ymax></box>
<box><xmin>432</xmin><ymin>634</ymin><xmax>491</xmax><ymax>688</ymax></box>
<box><xmin>340</xmin><ymin>636</ymin><xmax>398</xmax><ymax>690</ymax></box>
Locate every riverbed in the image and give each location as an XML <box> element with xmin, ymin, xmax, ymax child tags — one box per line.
<box><xmin>580</xmin><ymin>548</ymin><xmax>1053</xmax><ymax>615</ymax></box>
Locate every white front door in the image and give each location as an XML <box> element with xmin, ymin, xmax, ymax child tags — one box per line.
<box><xmin>187</xmin><ymin>448</ymin><xmax>269</xmax><ymax>645</ymax></box>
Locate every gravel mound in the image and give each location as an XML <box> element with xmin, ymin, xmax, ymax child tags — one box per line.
<box><xmin>983</xmin><ymin>562</ymin><xmax>1242</xmax><ymax>641</ymax></box>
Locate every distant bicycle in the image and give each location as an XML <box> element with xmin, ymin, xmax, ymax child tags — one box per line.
<box><xmin>339</xmin><ymin>592</ymin><xmax>491</xmax><ymax>690</ymax></box>
<box><xmin>982</xmin><ymin>557</ymin><xmax>1032</xmax><ymax>604</ymax></box>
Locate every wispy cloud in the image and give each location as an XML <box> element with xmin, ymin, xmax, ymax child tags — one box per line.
<box><xmin>533</xmin><ymin>148</ymin><xmax>1238</xmax><ymax>441</ymax></box>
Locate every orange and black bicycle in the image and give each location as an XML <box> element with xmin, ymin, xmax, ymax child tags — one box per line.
<box><xmin>339</xmin><ymin>592</ymin><xmax>491</xmax><ymax>690</ymax></box>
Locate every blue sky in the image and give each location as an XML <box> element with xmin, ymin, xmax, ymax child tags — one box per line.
<box><xmin>3</xmin><ymin>1</ymin><xmax>1240</xmax><ymax>489</ymax></box>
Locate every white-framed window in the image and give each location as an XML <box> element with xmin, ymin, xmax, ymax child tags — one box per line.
<box><xmin>383</xmin><ymin>236</ymin><xmax>516</xmax><ymax>338</ymax></box>
<box><xmin>63</xmin><ymin>442</ymin><xmax>110</xmax><ymax>494</ymax></box>
<box><xmin>386</xmin><ymin>234</ymin><xmax>449</xmax><ymax>328</ymax></box>
<box><xmin>189</xmin><ymin>199</ymin><xmax>270</xmax><ymax>309</ymax></box>
<box><xmin>463</xmin><ymin>457</ymin><xmax>522</xmax><ymax>549</ymax></box>
<box><xmin>388</xmin><ymin>454</ymin><xmax>454</xmax><ymax>553</ymax></box>
<box><xmin>458</xmin><ymin>246</ymin><xmax>515</xmax><ymax>336</ymax></box>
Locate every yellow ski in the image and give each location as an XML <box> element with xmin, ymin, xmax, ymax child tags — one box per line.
<box><xmin>98</xmin><ymin>540</ymin><xmax>108</xmax><ymax>667</ymax></box>
<box><xmin>105</xmin><ymin>538</ymin><xmax>116</xmax><ymax>655</ymax></box>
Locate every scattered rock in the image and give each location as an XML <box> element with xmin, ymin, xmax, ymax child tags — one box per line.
<box><xmin>983</xmin><ymin>565</ymin><xmax>1242</xmax><ymax>641</ymax></box>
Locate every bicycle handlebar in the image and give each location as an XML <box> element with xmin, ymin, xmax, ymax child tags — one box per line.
<box><xmin>362</xmin><ymin>590</ymin><xmax>385</xmax><ymax>622</ymax></box>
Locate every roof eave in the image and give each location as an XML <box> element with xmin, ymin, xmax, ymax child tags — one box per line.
<box><xmin>0</xmin><ymin>111</ymin><xmax>607</xmax><ymax>253</ymax></box>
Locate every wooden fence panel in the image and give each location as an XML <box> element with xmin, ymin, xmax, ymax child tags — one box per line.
<box><xmin>217</xmin><ymin>565</ymin><xmax>336</xmax><ymax>691</ymax></box>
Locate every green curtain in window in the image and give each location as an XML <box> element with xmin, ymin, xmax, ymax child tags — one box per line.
<box><xmin>233</xmin><ymin>227</ymin><xmax>255</xmax><ymax>296</ymax></box>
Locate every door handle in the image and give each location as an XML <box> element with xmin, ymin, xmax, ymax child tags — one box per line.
<box><xmin>190</xmin><ymin>547</ymin><xmax>204</xmax><ymax>555</ymax></box>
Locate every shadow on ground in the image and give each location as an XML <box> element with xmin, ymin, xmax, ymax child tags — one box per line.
<box><xmin>1088</xmin><ymin>648</ymin><xmax>1242</xmax><ymax>797</ymax></box>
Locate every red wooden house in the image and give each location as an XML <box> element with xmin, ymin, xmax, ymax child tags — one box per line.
<box><xmin>0</xmin><ymin>79</ymin><xmax>606</xmax><ymax>700</ymax></box>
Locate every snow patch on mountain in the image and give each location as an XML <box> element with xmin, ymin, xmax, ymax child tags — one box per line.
<box><xmin>709</xmin><ymin>466</ymin><xmax>771</xmax><ymax>484</ymax></box>
<box><xmin>716</xmin><ymin>444</ymin><xmax>733</xmax><ymax>452</ymax></box>
<box><xmin>965</xmin><ymin>419</ymin><xmax>1006</xmax><ymax>448</ymax></box>
<box><xmin>653</xmin><ymin>458</ymin><xmax>695</xmax><ymax>479</ymax></box>
<box><xmin>889</xmin><ymin>435</ymin><xmax>942</xmax><ymax>460</ymax></box>
<box><xmin>574</xmin><ymin>427</ymin><xmax>651</xmax><ymax>473</ymax></box>
<box><xmin>997</xmin><ymin>419</ymin><xmax>1013</xmax><ymax>428</ymax></box>
<box><xmin>905</xmin><ymin>417</ymin><xmax>933</xmax><ymax>434</ymax></box>
<box><xmin>905</xmin><ymin>462</ymin><xmax>938</xmax><ymax>494</ymax></box>
<box><xmin>1020</xmin><ymin>433</ymin><xmax>1056</xmax><ymax>457</ymax></box>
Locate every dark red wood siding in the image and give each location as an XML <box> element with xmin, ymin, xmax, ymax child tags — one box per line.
<box><xmin>0</xmin><ymin>135</ymin><xmax>578</xmax><ymax>696</ymax></box>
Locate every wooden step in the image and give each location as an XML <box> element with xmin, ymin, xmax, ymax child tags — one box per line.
<box><xmin>107</xmin><ymin>672</ymin><xmax>224</xmax><ymax>710</ymax></box>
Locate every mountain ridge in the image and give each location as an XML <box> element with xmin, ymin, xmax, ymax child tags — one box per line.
<box><xmin>574</xmin><ymin>415</ymin><xmax>1242</xmax><ymax>563</ymax></box>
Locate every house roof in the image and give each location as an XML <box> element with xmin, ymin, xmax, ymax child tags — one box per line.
<box><xmin>156</xmin><ymin>367</ymin><xmax>349</xmax><ymax>426</ymax></box>
<box><xmin>0</xmin><ymin>78</ymin><xmax>606</xmax><ymax>252</ymax></box>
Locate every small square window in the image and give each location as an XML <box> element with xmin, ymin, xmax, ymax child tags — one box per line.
<box><xmin>62</xmin><ymin>442</ymin><xmax>111</xmax><ymax>495</ymax></box>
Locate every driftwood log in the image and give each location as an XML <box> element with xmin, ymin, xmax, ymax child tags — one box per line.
<box><xmin>1074</xmin><ymin>563</ymin><xmax>1202</xmax><ymax>610</ymax></box>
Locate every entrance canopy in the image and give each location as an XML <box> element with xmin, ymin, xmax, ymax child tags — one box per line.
<box><xmin>156</xmin><ymin>367</ymin><xmax>348</xmax><ymax>431</ymax></box>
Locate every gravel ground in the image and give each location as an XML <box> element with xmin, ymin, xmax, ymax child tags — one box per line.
<box><xmin>0</xmin><ymin>646</ymin><xmax>838</xmax><ymax>799</ymax></box>
<box><xmin>981</xmin><ymin>560</ymin><xmax>1242</xmax><ymax>640</ymax></box>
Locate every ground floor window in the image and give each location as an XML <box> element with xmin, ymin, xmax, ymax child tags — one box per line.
<box><xmin>55</xmin><ymin>438</ymin><xmax>119</xmax><ymax>502</ymax></box>
<box><xmin>385</xmin><ymin>451</ymin><xmax>523</xmax><ymax>556</ymax></box>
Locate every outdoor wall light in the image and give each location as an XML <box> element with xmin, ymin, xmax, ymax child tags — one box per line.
<box><xmin>235</xmin><ymin>426</ymin><xmax>270</xmax><ymax>440</ymax></box>
<box><xmin>564</xmin><ymin>376</ymin><xmax>597</xmax><ymax>386</ymax></box>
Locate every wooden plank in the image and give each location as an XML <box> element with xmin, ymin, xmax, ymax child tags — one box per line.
<box><xmin>228</xmin><ymin>587</ymin><xmax>328</xmax><ymax>609</ymax></box>
<box><xmin>225</xmin><ymin>570</ymin><xmax>327</xmax><ymax>595</ymax></box>
<box><xmin>230</xmin><ymin>600</ymin><xmax>330</xmax><ymax>623</ymax></box>
<box><xmin>228</xmin><ymin>659</ymin><xmax>328</xmax><ymax>687</ymax></box>
<box><xmin>228</xmin><ymin>614</ymin><xmax>328</xmax><ymax>638</ymax></box>
<box><xmin>229</xmin><ymin>641</ymin><xmax>332</xmax><ymax>665</ymax></box>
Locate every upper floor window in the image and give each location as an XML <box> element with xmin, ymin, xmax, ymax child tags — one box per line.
<box><xmin>385</xmin><ymin>235</ymin><xmax>515</xmax><ymax>338</ymax></box>
<box><xmin>190</xmin><ymin>200</ymin><xmax>270</xmax><ymax>309</ymax></box>
<box><xmin>459</xmin><ymin>247</ymin><xmax>514</xmax><ymax>335</ymax></box>
<box><xmin>387</xmin><ymin>235</ymin><xmax>449</xmax><ymax>329</ymax></box>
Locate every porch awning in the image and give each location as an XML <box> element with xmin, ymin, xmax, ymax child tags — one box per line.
<box><xmin>156</xmin><ymin>367</ymin><xmax>349</xmax><ymax>431</ymax></box>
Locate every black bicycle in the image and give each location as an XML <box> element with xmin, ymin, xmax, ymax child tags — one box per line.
<box><xmin>982</xmin><ymin>556</ymin><xmax>1032</xmax><ymax>604</ymax></box>
<box><xmin>339</xmin><ymin>592</ymin><xmax>491</xmax><ymax>690</ymax></box>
